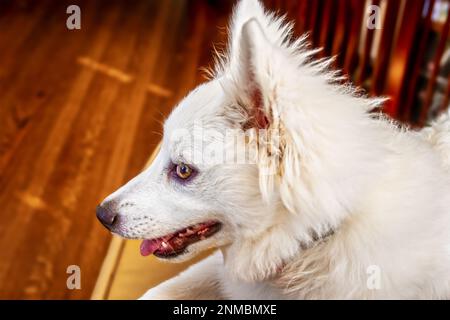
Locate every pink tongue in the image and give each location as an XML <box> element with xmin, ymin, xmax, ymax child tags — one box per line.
<box><xmin>140</xmin><ymin>239</ymin><xmax>163</xmax><ymax>256</ymax></box>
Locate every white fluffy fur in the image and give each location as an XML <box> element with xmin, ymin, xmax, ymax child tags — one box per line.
<box><xmin>101</xmin><ymin>0</ymin><xmax>450</xmax><ymax>299</ymax></box>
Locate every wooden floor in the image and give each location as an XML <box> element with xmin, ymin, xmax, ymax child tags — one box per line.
<box><xmin>0</xmin><ymin>0</ymin><xmax>232</xmax><ymax>299</ymax></box>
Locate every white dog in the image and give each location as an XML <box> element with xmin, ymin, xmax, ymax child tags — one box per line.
<box><xmin>97</xmin><ymin>0</ymin><xmax>450</xmax><ymax>299</ymax></box>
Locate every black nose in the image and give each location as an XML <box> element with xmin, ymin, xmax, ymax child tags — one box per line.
<box><xmin>96</xmin><ymin>205</ymin><xmax>118</xmax><ymax>230</ymax></box>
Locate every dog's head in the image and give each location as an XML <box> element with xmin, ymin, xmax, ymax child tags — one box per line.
<box><xmin>97</xmin><ymin>0</ymin><xmax>383</xmax><ymax>281</ymax></box>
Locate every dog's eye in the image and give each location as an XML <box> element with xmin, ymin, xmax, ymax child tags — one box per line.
<box><xmin>175</xmin><ymin>163</ymin><xmax>193</xmax><ymax>179</ymax></box>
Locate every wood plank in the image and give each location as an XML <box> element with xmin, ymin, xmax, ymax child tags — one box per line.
<box><xmin>90</xmin><ymin>237</ymin><xmax>125</xmax><ymax>300</ymax></box>
<box><xmin>343</xmin><ymin>0</ymin><xmax>366</xmax><ymax>78</ymax></box>
<box><xmin>401</xmin><ymin>0</ymin><xmax>436</xmax><ymax>122</ymax></box>
<box><xmin>370</xmin><ymin>0</ymin><xmax>402</xmax><ymax>96</ymax></box>
<box><xmin>296</xmin><ymin>0</ymin><xmax>310</xmax><ymax>35</ymax></box>
<box><xmin>419</xmin><ymin>6</ymin><xmax>450</xmax><ymax>125</ymax></box>
<box><xmin>355</xmin><ymin>0</ymin><xmax>380</xmax><ymax>87</ymax></box>
<box><xmin>318</xmin><ymin>0</ymin><xmax>338</xmax><ymax>57</ymax></box>
<box><xmin>383</xmin><ymin>0</ymin><xmax>425</xmax><ymax>118</ymax></box>
<box><xmin>331</xmin><ymin>0</ymin><xmax>350</xmax><ymax>69</ymax></box>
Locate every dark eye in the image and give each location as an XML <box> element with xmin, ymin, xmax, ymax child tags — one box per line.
<box><xmin>175</xmin><ymin>163</ymin><xmax>193</xmax><ymax>179</ymax></box>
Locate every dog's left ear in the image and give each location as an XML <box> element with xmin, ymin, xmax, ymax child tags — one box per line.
<box><xmin>219</xmin><ymin>0</ymin><xmax>300</xmax><ymax>131</ymax></box>
<box><xmin>230</xmin><ymin>18</ymin><xmax>274</xmax><ymax>129</ymax></box>
<box><xmin>221</xmin><ymin>0</ymin><xmax>292</xmax><ymax>131</ymax></box>
<box><xmin>224</xmin><ymin>12</ymin><xmax>294</xmax><ymax>204</ymax></box>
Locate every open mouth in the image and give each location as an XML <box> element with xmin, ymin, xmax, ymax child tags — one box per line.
<box><xmin>139</xmin><ymin>221</ymin><xmax>222</xmax><ymax>258</ymax></box>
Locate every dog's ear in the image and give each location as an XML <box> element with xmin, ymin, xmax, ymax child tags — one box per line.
<box><xmin>233</xmin><ymin>19</ymin><xmax>272</xmax><ymax>129</ymax></box>
<box><xmin>221</xmin><ymin>0</ymin><xmax>289</xmax><ymax>130</ymax></box>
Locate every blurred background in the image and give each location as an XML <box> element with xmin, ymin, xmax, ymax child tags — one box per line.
<box><xmin>0</xmin><ymin>0</ymin><xmax>448</xmax><ymax>299</ymax></box>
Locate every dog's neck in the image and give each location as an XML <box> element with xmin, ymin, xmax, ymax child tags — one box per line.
<box><xmin>222</xmin><ymin>219</ymin><xmax>337</xmax><ymax>283</ymax></box>
<box><xmin>275</xmin><ymin>227</ymin><xmax>335</xmax><ymax>274</ymax></box>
